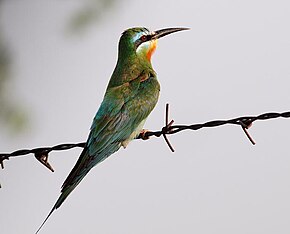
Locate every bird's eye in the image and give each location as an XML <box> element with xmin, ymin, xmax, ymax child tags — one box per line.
<box><xmin>140</xmin><ymin>35</ymin><xmax>147</xmax><ymax>42</ymax></box>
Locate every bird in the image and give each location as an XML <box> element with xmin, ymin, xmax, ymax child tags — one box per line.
<box><xmin>35</xmin><ymin>27</ymin><xmax>189</xmax><ymax>233</ymax></box>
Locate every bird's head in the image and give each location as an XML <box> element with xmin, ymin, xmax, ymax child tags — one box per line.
<box><xmin>118</xmin><ymin>27</ymin><xmax>189</xmax><ymax>62</ymax></box>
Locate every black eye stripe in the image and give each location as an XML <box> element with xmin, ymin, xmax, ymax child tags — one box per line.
<box><xmin>140</xmin><ymin>34</ymin><xmax>153</xmax><ymax>42</ymax></box>
<box><xmin>135</xmin><ymin>34</ymin><xmax>153</xmax><ymax>49</ymax></box>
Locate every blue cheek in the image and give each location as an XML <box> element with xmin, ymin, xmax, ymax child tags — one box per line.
<box><xmin>132</xmin><ymin>32</ymin><xmax>143</xmax><ymax>43</ymax></box>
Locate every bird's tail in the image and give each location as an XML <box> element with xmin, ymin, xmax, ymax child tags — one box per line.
<box><xmin>35</xmin><ymin>148</ymin><xmax>90</xmax><ymax>233</ymax></box>
<box><xmin>35</xmin><ymin>181</ymin><xmax>79</xmax><ymax>234</ymax></box>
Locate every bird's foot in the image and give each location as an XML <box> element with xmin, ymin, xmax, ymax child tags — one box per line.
<box><xmin>139</xmin><ymin>129</ymin><xmax>150</xmax><ymax>140</ymax></box>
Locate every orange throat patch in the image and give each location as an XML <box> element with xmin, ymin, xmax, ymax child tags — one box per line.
<box><xmin>146</xmin><ymin>40</ymin><xmax>157</xmax><ymax>61</ymax></box>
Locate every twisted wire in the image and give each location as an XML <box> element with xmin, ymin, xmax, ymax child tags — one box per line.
<box><xmin>1</xmin><ymin>104</ymin><xmax>289</xmax><ymax>172</ymax></box>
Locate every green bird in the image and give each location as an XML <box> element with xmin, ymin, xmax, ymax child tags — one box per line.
<box><xmin>35</xmin><ymin>27</ymin><xmax>188</xmax><ymax>233</ymax></box>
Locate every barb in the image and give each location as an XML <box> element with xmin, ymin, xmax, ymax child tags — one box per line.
<box><xmin>0</xmin><ymin>142</ymin><xmax>86</xmax><ymax>171</ymax></box>
<box><xmin>1</xmin><ymin>104</ymin><xmax>290</xmax><ymax>172</ymax></box>
<box><xmin>162</xmin><ymin>103</ymin><xmax>175</xmax><ymax>152</ymax></box>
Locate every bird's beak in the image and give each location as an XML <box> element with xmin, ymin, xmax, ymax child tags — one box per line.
<box><xmin>151</xmin><ymin>27</ymin><xmax>190</xmax><ymax>40</ymax></box>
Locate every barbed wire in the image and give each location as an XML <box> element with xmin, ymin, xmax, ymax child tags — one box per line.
<box><xmin>1</xmin><ymin>104</ymin><xmax>290</xmax><ymax>173</ymax></box>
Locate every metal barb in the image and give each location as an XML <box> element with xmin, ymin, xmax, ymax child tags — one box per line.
<box><xmin>241</xmin><ymin>126</ymin><xmax>256</xmax><ymax>145</ymax></box>
<box><xmin>238</xmin><ymin>120</ymin><xmax>256</xmax><ymax>145</ymax></box>
<box><xmin>1</xmin><ymin>105</ymin><xmax>290</xmax><ymax>175</ymax></box>
<box><xmin>35</xmin><ymin>151</ymin><xmax>55</xmax><ymax>172</ymax></box>
<box><xmin>162</xmin><ymin>104</ymin><xmax>175</xmax><ymax>152</ymax></box>
<box><xmin>0</xmin><ymin>155</ymin><xmax>9</xmax><ymax>169</ymax></box>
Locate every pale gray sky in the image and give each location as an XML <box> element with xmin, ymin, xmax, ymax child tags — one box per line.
<box><xmin>1</xmin><ymin>1</ymin><xmax>290</xmax><ymax>234</ymax></box>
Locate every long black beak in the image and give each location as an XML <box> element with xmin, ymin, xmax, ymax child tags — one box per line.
<box><xmin>152</xmin><ymin>27</ymin><xmax>189</xmax><ymax>40</ymax></box>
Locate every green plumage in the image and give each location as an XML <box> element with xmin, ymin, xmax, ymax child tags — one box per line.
<box><xmin>36</xmin><ymin>27</ymin><xmax>188</xmax><ymax>233</ymax></box>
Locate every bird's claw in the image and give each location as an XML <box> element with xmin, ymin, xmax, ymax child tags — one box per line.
<box><xmin>139</xmin><ymin>129</ymin><xmax>150</xmax><ymax>140</ymax></box>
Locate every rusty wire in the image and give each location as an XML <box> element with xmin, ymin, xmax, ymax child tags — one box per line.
<box><xmin>1</xmin><ymin>104</ymin><xmax>290</xmax><ymax>172</ymax></box>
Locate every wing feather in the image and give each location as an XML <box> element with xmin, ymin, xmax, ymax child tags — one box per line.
<box><xmin>61</xmin><ymin>71</ymin><xmax>153</xmax><ymax>190</ymax></box>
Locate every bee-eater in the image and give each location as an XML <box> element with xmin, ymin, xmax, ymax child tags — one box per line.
<box><xmin>36</xmin><ymin>27</ymin><xmax>188</xmax><ymax>233</ymax></box>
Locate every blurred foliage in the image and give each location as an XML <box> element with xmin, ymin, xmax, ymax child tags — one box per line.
<box><xmin>67</xmin><ymin>0</ymin><xmax>119</xmax><ymax>34</ymax></box>
<box><xmin>0</xmin><ymin>33</ymin><xmax>27</xmax><ymax>134</ymax></box>
<box><xmin>0</xmin><ymin>0</ymin><xmax>122</xmax><ymax>134</ymax></box>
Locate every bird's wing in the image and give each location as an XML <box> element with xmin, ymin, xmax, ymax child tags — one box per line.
<box><xmin>35</xmin><ymin>71</ymin><xmax>155</xmax><ymax>233</ymax></box>
<box><xmin>61</xmin><ymin>71</ymin><xmax>151</xmax><ymax>191</ymax></box>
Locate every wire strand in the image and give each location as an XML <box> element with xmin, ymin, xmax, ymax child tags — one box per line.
<box><xmin>1</xmin><ymin>104</ymin><xmax>290</xmax><ymax>172</ymax></box>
